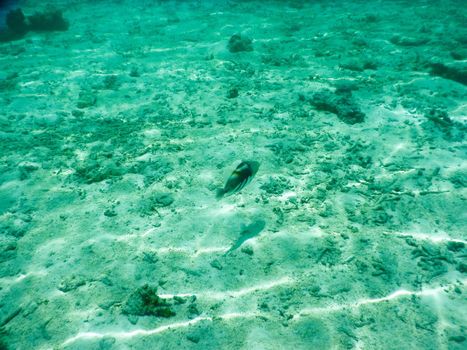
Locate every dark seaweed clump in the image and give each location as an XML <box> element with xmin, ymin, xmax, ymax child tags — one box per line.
<box><xmin>423</xmin><ymin>108</ymin><xmax>466</xmax><ymax>141</ymax></box>
<box><xmin>0</xmin><ymin>327</ymin><xmax>9</xmax><ymax>350</ymax></box>
<box><xmin>0</xmin><ymin>7</ymin><xmax>68</xmax><ymax>42</ymax></box>
<box><xmin>0</xmin><ymin>338</ymin><xmax>8</xmax><ymax>350</ymax></box>
<box><xmin>0</xmin><ymin>8</ymin><xmax>27</xmax><ymax>42</ymax></box>
<box><xmin>28</xmin><ymin>9</ymin><xmax>69</xmax><ymax>31</ymax></box>
<box><xmin>228</xmin><ymin>34</ymin><xmax>253</xmax><ymax>53</ymax></box>
<box><xmin>309</xmin><ymin>90</ymin><xmax>365</xmax><ymax>124</ymax></box>
<box><xmin>429</xmin><ymin>62</ymin><xmax>467</xmax><ymax>86</ymax></box>
<box><xmin>122</xmin><ymin>285</ymin><xmax>176</xmax><ymax>318</ymax></box>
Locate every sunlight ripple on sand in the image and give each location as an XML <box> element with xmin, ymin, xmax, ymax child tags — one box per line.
<box><xmin>159</xmin><ymin>276</ymin><xmax>293</xmax><ymax>300</ymax></box>
<box><xmin>390</xmin><ymin>231</ymin><xmax>467</xmax><ymax>244</ymax></box>
<box><xmin>62</xmin><ymin>312</ymin><xmax>264</xmax><ymax>346</ymax></box>
<box><xmin>293</xmin><ymin>279</ymin><xmax>466</xmax><ymax>320</ymax></box>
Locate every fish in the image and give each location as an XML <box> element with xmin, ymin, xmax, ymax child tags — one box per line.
<box><xmin>224</xmin><ymin>219</ymin><xmax>266</xmax><ymax>256</ymax></box>
<box><xmin>216</xmin><ymin>160</ymin><xmax>260</xmax><ymax>199</ymax></box>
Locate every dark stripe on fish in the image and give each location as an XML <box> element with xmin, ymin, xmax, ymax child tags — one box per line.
<box><xmin>232</xmin><ymin>177</ymin><xmax>249</xmax><ymax>194</ymax></box>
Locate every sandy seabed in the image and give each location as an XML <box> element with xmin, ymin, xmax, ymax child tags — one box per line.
<box><xmin>0</xmin><ymin>0</ymin><xmax>466</xmax><ymax>349</ymax></box>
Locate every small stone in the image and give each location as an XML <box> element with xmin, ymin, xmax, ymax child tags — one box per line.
<box><xmin>334</xmin><ymin>79</ymin><xmax>359</xmax><ymax>94</ymax></box>
<box><xmin>22</xmin><ymin>301</ymin><xmax>39</xmax><ymax>317</ymax></box>
<box><xmin>18</xmin><ymin>161</ymin><xmax>40</xmax><ymax>173</ymax></box>
<box><xmin>241</xmin><ymin>245</ymin><xmax>254</xmax><ymax>255</ymax></box>
<box><xmin>100</xmin><ymin>276</ymin><xmax>113</xmax><ymax>286</ymax></box>
<box><xmin>339</xmin><ymin>59</ymin><xmax>365</xmax><ymax>72</ymax></box>
<box><xmin>187</xmin><ymin>303</ymin><xmax>200</xmax><ymax>319</ymax></box>
<box><xmin>18</xmin><ymin>162</ymin><xmax>40</xmax><ymax>180</ymax></box>
<box><xmin>102</xmin><ymin>75</ymin><xmax>119</xmax><ymax>90</ymax></box>
<box><xmin>129</xmin><ymin>67</ymin><xmax>140</xmax><ymax>77</ymax></box>
<box><xmin>99</xmin><ymin>336</ymin><xmax>116</xmax><ymax>350</ymax></box>
<box><xmin>456</xmin><ymin>263</ymin><xmax>467</xmax><ymax>273</ymax></box>
<box><xmin>390</xmin><ymin>35</ymin><xmax>429</xmax><ymax>46</ymax></box>
<box><xmin>77</xmin><ymin>90</ymin><xmax>97</xmax><ymax>109</ymax></box>
<box><xmin>98</xmin><ymin>300</ymin><xmax>117</xmax><ymax>310</ymax></box>
<box><xmin>142</xmin><ymin>251</ymin><xmax>158</xmax><ymax>263</ymax></box>
<box><xmin>153</xmin><ymin>193</ymin><xmax>174</xmax><ymax>207</ymax></box>
<box><xmin>104</xmin><ymin>209</ymin><xmax>117</xmax><ymax>217</ymax></box>
<box><xmin>429</xmin><ymin>62</ymin><xmax>467</xmax><ymax>86</ymax></box>
<box><xmin>173</xmin><ymin>296</ymin><xmax>187</xmax><ymax>305</ymax></box>
<box><xmin>259</xmin><ymin>302</ymin><xmax>270</xmax><ymax>311</ymax></box>
<box><xmin>451</xmin><ymin>49</ymin><xmax>467</xmax><ymax>60</ymax></box>
<box><xmin>446</xmin><ymin>241</ymin><xmax>465</xmax><ymax>252</ymax></box>
<box><xmin>227</xmin><ymin>88</ymin><xmax>239</xmax><ymax>98</ymax></box>
<box><xmin>127</xmin><ymin>315</ymin><xmax>138</xmax><ymax>325</ymax></box>
<box><xmin>210</xmin><ymin>259</ymin><xmax>223</xmax><ymax>270</ymax></box>
<box><xmin>58</xmin><ymin>275</ymin><xmax>86</xmax><ymax>292</ymax></box>
<box><xmin>71</xmin><ymin>110</ymin><xmax>83</xmax><ymax>118</ymax></box>
<box><xmin>448</xmin><ymin>335</ymin><xmax>465</xmax><ymax>343</ymax></box>
<box><xmin>187</xmin><ymin>334</ymin><xmax>200</xmax><ymax>343</ymax></box>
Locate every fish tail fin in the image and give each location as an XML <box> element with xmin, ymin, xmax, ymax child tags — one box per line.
<box><xmin>216</xmin><ymin>188</ymin><xmax>225</xmax><ymax>200</ymax></box>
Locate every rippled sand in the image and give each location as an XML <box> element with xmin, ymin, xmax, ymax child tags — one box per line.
<box><xmin>0</xmin><ymin>1</ymin><xmax>466</xmax><ymax>349</ymax></box>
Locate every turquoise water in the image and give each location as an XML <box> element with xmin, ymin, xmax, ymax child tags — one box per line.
<box><xmin>0</xmin><ymin>1</ymin><xmax>466</xmax><ymax>349</ymax></box>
